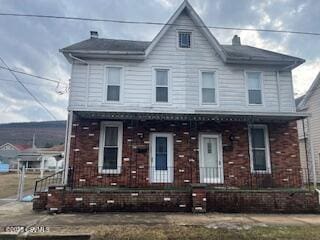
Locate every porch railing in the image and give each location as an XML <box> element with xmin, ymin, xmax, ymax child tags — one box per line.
<box><xmin>66</xmin><ymin>165</ymin><xmax>311</xmax><ymax>190</ymax></box>
<box><xmin>34</xmin><ymin>170</ymin><xmax>64</xmax><ymax>193</ymax></box>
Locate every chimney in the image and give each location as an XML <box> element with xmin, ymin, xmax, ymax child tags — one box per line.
<box><xmin>90</xmin><ymin>31</ymin><xmax>98</xmax><ymax>39</ymax></box>
<box><xmin>232</xmin><ymin>35</ymin><xmax>241</xmax><ymax>46</ymax></box>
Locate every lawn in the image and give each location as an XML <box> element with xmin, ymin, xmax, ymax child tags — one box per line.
<box><xmin>90</xmin><ymin>225</ymin><xmax>320</xmax><ymax>240</ymax></box>
<box><xmin>0</xmin><ymin>172</ymin><xmax>43</xmax><ymax>199</ymax></box>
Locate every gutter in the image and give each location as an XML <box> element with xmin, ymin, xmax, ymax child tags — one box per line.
<box><xmin>61</xmin><ymin>49</ymin><xmax>146</xmax><ymax>55</ymax></box>
<box><xmin>68</xmin><ymin>53</ymin><xmax>88</xmax><ymax>64</ymax></box>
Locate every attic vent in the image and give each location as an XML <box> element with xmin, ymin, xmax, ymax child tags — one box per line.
<box><xmin>90</xmin><ymin>31</ymin><xmax>99</xmax><ymax>39</ymax></box>
<box><xmin>232</xmin><ymin>35</ymin><xmax>241</xmax><ymax>46</ymax></box>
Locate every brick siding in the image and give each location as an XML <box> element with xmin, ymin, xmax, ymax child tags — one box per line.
<box><xmin>68</xmin><ymin>117</ymin><xmax>302</xmax><ymax>188</ymax></box>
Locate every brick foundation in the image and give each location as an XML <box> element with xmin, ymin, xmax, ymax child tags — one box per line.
<box><xmin>33</xmin><ymin>187</ymin><xmax>319</xmax><ymax>213</ymax></box>
<box><xmin>32</xmin><ymin>192</ymin><xmax>47</xmax><ymax>211</ymax></box>
<box><xmin>207</xmin><ymin>190</ymin><xmax>320</xmax><ymax>213</ymax></box>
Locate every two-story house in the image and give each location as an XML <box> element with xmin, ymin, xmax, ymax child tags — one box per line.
<box><xmin>34</xmin><ymin>1</ymin><xmax>319</xmax><ymax>213</ymax></box>
<box><xmin>296</xmin><ymin>72</ymin><xmax>320</xmax><ymax>184</ymax></box>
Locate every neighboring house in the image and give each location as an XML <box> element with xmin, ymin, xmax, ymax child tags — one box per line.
<box><xmin>296</xmin><ymin>72</ymin><xmax>320</xmax><ymax>183</ymax></box>
<box><xmin>0</xmin><ymin>143</ymin><xmax>29</xmax><ymax>168</ymax></box>
<box><xmin>34</xmin><ymin>1</ymin><xmax>316</xmax><ymax>213</ymax></box>
<box><xmin>17</xmin><ymin>145</ymin><xmax>64</xmax><ymax>171</ymax></box>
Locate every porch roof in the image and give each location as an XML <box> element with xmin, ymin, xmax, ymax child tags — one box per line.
<box><xmin>75</xmin><ymin>111</ymin><xmax>308</xmax><ymax>122</ymax></box>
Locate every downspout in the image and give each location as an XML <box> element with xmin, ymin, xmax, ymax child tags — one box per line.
<box><xmin>63</xmin><ymin>111</ymin><xmax>73</xmax><ymax>184</ymax></box>
<box><xmin>276</xmin><ymin>71</ymin><xmax>281</xmax><ymax>111</ymax></box>
<box><xmin>63</xmin><ymin>54</ymin><xmax>89</xmax><ymax>184</ymax></box>
<box><xmin>306</xmin><ymin>117</ymin><xmax>317</xmax><ymax>189</ymax></box>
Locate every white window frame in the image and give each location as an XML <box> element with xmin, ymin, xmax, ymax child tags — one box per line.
<box><xmin>245</xmin><ymin>71</ymin><xmax>264</xmax><ymax>106</ymax></box>
<box><xmin>98</xmin><ymin>121</ymin><xmax>123</xmax><ymax>174</ymax></box>
<box><xmin>199</xmin><ymin>70</ymin><xmax>218</xmax><ymax>106</ymax></box>
<box><xmin>176</xmin><ymin>30</ymin><xmax>192</xmax><ymax>49</ymax></box>
<box><xmin>248</xmin><ymin>124</ymin><xmax>271</xmax><ymax>174</ymax></box>
<box><xmin>152</xmin><ymin>67</ymin><xmax>172</xmax><ymax>104</ymax></box>
<box><xmin>103</xmin><ymin>66</ymin><xmax>124</xmax><ymax>103</ymax></box>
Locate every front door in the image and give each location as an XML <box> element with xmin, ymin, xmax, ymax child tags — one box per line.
<box><xmin>150</xmin><ymin>133</ymin><xmax>173</xmax><ymax>183</ymax></box>
<box><xmin>199</xmin><ymin>134</ymin><xmax>223</xmax><ymax>183</ymax></box>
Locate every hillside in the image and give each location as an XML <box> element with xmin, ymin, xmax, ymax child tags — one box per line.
<box><xmin>0</xmin><ymin>121</ymin><xmax>66</xmax><ymax>148</ymax></box>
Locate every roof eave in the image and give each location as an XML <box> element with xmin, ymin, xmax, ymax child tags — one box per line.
<box><xmin>225</xmin><ymin>57</ymin><xmax>305</xmax><ymax>69</ymax></box>
<box><xmin>60</xmin><ymin>49</ymin><xmax>146</xmax><ymax>62</ymax></box>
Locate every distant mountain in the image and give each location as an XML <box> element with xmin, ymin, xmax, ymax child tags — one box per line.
<box><xmin>0</xmin><ymin>121</ymin><xmax>66</xmax><ymax>148</ymax></box>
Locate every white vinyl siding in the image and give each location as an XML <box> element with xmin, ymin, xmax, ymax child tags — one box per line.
<box><xmin>69</xmin><ymin>12</ymin><xmax>296</xmax><ymax>114</ymax></box>
<box><xmin>200</xmin><ymin>71</ymin><xmax>216</xmax><ymax>104</ymax></box>
<box><xmin>246</xmin><ymin>72</ymin><xmax>263</xmax><ymax>105</ymax></box>
<box><xmin>105</xmin><ymin>67</ymin><xmax>122</xmax><ymax>102</ymax></box>
<box><xmin>248</xmin><ymin>124</ymin><xmax>271</xmax><ymax>173</ymax></box>
<box><xmin>98</xmin><ymin>121</ymin><xmax>123</xmax><ymax>174</ymax></box>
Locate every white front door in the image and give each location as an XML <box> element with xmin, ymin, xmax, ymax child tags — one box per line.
<box><xmin>150</xmin><ymin>133</ymin><xmax>173</xmax><ymax>183</ymax></box>
<box><xmin>199</xmin><ymin>134</ymin><xmax>223</xmax><ymax>183</ymax></box>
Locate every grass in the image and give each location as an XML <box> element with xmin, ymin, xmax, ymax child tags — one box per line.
<box><xmin>89</xmin><ymin>225</ymin><xmax>320</xmax><ymax>240</ymax></box>
<box><xmin>0</xmin><ymin>172</ymin><xmax>44</xmax><ymax>199</ymax></box>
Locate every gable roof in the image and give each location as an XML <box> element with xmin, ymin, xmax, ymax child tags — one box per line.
<box><xmin>223</xmin><ymin>45</ymin><xmax>304</xmax><ymax>66</ymax></box>
<box><xmin>61</xmin><ymin>38</ymin><xmax>150</xmax><ymax>54</ymax></box>
<box><xmin>60</xmin><ymin>0</ymin><xmax>304</xmax><ymax>69</ymax></box>
<box><xmin>0</xmin><ymin>143</ymin><xmax>29</xmax><ymax>151</ymax></box>
<box><xmin>295</xmin><ymin>95</ymin><xmax>305</xmax><ymax>107</ymax></box>
<box><xmin>144</xmin><ymin>0</ymin><xmax>226</xmax><ymax>60</ymax></box>
<box><xmin>297</xmin><ymin>72</ymin><xmax>320</xmax><ymax>110</ymax></box>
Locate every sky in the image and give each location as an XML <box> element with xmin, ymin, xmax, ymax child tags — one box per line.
<box><xmin>0</xmin><ymin>0</ymin><xmax>319</xmax><ymax>123</ymax></box>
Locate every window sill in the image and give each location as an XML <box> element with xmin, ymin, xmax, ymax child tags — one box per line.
<box><xmin>251</xmin><ymin>170</ymin><xmax>271</xmax><ymax>174</ymax></box>
<box><xmin>99</xmin><ymin>170</ymin><xmax>121</xmax><ymax>175</ymax></box>
<box><xmin>248</xmin><ymin>103</ymin><xmax>264</xmax><ymax>106</ymax></box>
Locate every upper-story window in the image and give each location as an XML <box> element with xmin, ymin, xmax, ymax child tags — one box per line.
<box><xmin>246</xmin><ymin>72</ymin><xmax>263</xmax><ymax>105</ymax></box>
<box><xmin>155</xmin><ymin>69</ymin><xmax>170</xmax><ymax>103</ymax></box>
<box><xmin>105</xmin><ymin>67</ymin><xmax>122</xmax><ymax>102</ymax></box>
<box><xmin>200</xmin><ymin>71</ymin><xmax>216</xmax><ymax>104</ymax></box>
<box><xmin>178</xmin><ymin>32</ymin><xmax>191</xmax><ymax>48</ymax></box>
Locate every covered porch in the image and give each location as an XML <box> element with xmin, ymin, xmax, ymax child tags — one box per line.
<box><xmin>61</xmin><ymin>110</ymin><xmax>310</xmax><ymax>191</ymax></box>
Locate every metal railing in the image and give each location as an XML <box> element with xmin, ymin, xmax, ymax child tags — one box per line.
<box><xmin>34</xmin><ymin>170</ymin><xmax>64</xmax><ymax>193</ymax></box>
<box><xmin>66</xmin><ymin>165</ymin><xmax>310</xmax><ymax>190</ymax></box>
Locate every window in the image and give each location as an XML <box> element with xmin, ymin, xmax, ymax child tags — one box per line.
<box><xmin>99</xmin><ymin>121</ymin><xmax>123</xmax><ymax>173</ymax></box>
<box><xmin>246</xmin><ymin>72</ymin><xmax>263</xmax><ymax>105</ymax></box>
<box><xmin>248</xmin><ymin>125</ymin><xmax>270</xmax><ymax>173</ymax></box>
<box><xmin>201</xmin><ymin>71</ymin><xmax>216</xmax><ymax>104</ymax></box>
<box><xmin>178</xmin><ymin>32</ymin><xmax>191</xmax><ymax>48</ymax></box>
<box><xmin>105</xmin><ymin>67</ymin><xmax>121</xmax><ymax>102</ymax></box>
<box><xmin>155</xmin><ymin>137</ymin><xmax>168</xmax><ymax>170</ymax></box>
<box><xmin>155</xmin><ymin>69</ymin><xmax>169</xmax><ymax>103</ymax></box>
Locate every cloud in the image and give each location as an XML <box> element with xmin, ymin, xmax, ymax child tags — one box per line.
<box><xmin>0</xmin><ymin>0</ymin><xmax>319</xmax><ymax>123</ymax></box>
<box><xmin>292</xmin><ymin>59</ymin><xmax>320</xmax><ymax>96</ymax></box>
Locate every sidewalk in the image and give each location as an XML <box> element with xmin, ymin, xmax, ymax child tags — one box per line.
<box><xmin>1</xmin><ymin>201</ymin><xmax>320</xmax><ymax>239</ymax></box>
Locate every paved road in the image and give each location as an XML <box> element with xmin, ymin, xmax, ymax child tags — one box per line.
<box><xmin>1</xmin><ymin>201</ymin><xmax>320</xmax><ymax>234</ymax></box>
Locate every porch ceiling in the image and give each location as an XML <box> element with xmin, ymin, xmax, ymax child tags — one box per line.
<box><xmin>74</xmin><ymin>111</ymin><xmax>308</xmax><ymax>122</ymax></box>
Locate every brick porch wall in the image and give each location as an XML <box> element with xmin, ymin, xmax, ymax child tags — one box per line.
<box><xmin>68</xmin><ymin>117</ymin><xmax>302</xmax><ymax>188</ymax></box>
<box><xmin>34</xmin><ymin>187</ymin><xmax>319</xmax><ymax>213</ymax></box>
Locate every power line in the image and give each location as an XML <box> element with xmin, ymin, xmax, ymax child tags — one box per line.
<box><xmin>0</xmin><ymin>66</ymin><xmax>68</xmax><ymax>86</ymax></box>
<box><xmin>0</xmin><ymin>57</ymin><xmax>57</xmax><ymax>120</ymax></box>
<box><xmin>0</xmin><ymin>78</ymin><xmax>54</xmax><ymax>86</ymax></box>
<box><xmin>0</xmin><ymin>12</ymin><xmax>319</xmax><ymax>36</ymax></box>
